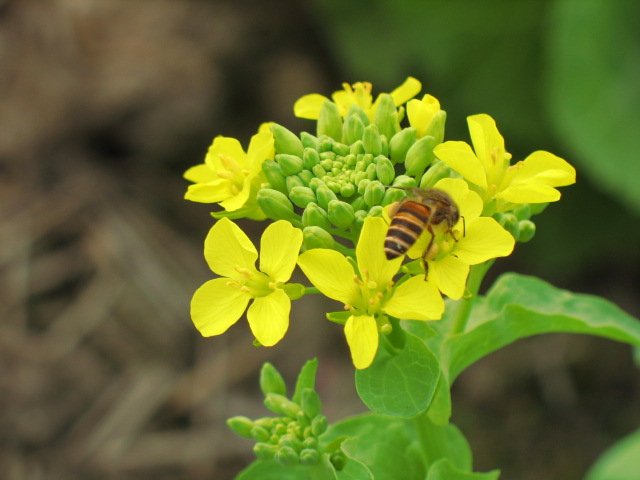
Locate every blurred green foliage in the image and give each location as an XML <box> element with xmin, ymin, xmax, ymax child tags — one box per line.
<box><xmin>312</xmin><ymin>0</ymin><xmax>640</xmax><ymax>281</ymax></box>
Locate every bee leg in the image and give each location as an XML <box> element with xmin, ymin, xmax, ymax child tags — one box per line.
<box><xmin>422</xmin><ymin>226</ymin><xmax>436</xmax><ymax>281</ymax></box>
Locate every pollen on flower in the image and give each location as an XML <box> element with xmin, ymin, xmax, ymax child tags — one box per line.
<box><xmin>366</xmin><ymin>280</ymin><xmax>377</xmax><ymax>290</ymax></box>
<box><xmin>352</xmin><ymin>275</ymin><xmax>363</xmax><ymax>286</ymax></box>
<box><xmin>235</xmin><ymin>266</ymin><xmax>254</xmax><ymax>278</ymax></box>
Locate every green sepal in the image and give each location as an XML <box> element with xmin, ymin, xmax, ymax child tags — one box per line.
<box><xmin>283</xmin><ymin>283</ymin><xmax>305</xmax><ymax>300</ymax></box>
<box><xmin>276</xmin><ymin>153</ymin><xmax>304</xmax><ymax>176</ymax></box>
<box><xmin>315</xmin><ymin>185</ymin><xmax>338</xmax><ymax>210</ymax></box>
<box><xmin>260</xmin><ymin>362</ymin><xmax>288</xmax><ymax>397</ymax></box>
<box><xmin>300</xmin><ymin>131</ymin><xmax>319</xmax><ymax>150</ymax></box>
<box><xmin>343</xmin><ymin>111</ymin><xmax>366</xmax><ymax>146</ymax></box>
<box><xmin>382</xmin><ymin>187</ymin><xmax>407</xmax><ymax>207</ymax></box>
<box><xmin>303</xmin><ymin>226</ymin><xmax>335</xmax><ymax>250</ymax></box>
<box><xmin>498</xmin><ymin>213</ymin><xmax>520</xmax><ymax>240</ymax></box>
<box><xmin>275</xmin><ymin>446</ymin><xmax>300</xmax><ymax>467</ymax></box>
<box><xmin>326</xmin><ymin>311</ymin><xmax>351</xmax><ymax>325</ymax></box>
<box><xmin>350</xmin><ymin>139</ymin><xmax>365</xmax><ymax>155</ymax></box>
<box><xmin>298</xmin><ymin>169</ymin><xmax>314</xmax><ymax>186</ymax></box>
<box><xmin>389</xmin><ymin>127</ymin><xmax>417</xmax><ymax>164</ymax></box>
<box><xmin>423</xmin><ymin>110</ymin><xmax>447</xmax><ymax>145</ymax></box>
<box><xmin>253</xmin><ymin>443</ymin><xmax>279</xmax><ymax>461</ymax></box>
<box><xmin>374</xmin><ymin>93</ymin><xmax>400</xmax><ymax>140</ymax></box>
<box><xmin>405</xmin><ymin>135</ymin><xmax>438</xmax><ymax>177</ymax></box>
<box><xmin>271</xmin><ymin>123</ymin><xmax>304</xmax><ymax>157</ymax></box>
<box><xmin>262</xmin><ymin>159</ymin><xmax>288</xmax><ymax>194</ymax></box>
<box><xmin>289</xmin><ymin>185</ymin><xmax>317</xmax><ymax>208</ymax></box>
<box><xmin>518</xmin><ymin>220</ymin><xmax>536</xmax><ymax>242</ymax></box>
<box><xmin>292</xmin><ymin>358</ymin><xmax>318</xmax><ymax>405</ymax></box>
<box><xmin>285</xmin><ymin>174</ymin><xmax>305</xmax><ymax>193</ymax></box>
<box><xmin>300</xmin><ymin>449</ymin><xmax>320</xmax><ymax>467</ymax></box>
<box><xmin>303</xmin><ymin>147</ymin><xmax>321</xmax><ymax>170</ymax></box>
<box><xmin>301</xmin><ymin>388</ymin><xmax>322</xmax><ymax>419</ymax></box>
<box><xmin>327</xmin><ymin>200</ymin><xmax>355</xmax><ymax>228</ymax></box>
<box><xmin>362</xmin><ymin>124</ymin><xmax>382</xmax><ymax>156</ymax></box>
<box><xmin>311</xmin><ymin>414</ymin><xmax>328</xmax><ymax>436</ymax></box>
<box><xmin>318</xmin><ymin>101</ymin><xmax>343</xmax><ymax>142</ymax></box>
<box><xmin>375</xmin><ymin>156</ymin><xmax>395</xmax><ymax>186</ymax></box>
<box><xmin>227</xmin><ymin>416</ymin><xmax>255</xmax><ymax>438</ymax></box>
<box><xmin>392</xmin><ymin>174</ymin><xmax>417</xmax><ymax>188</ymax></box>
<box><xmin>256</xmin><ymin>188</ymin><xmax>301</xmax><ymax>226</ymax></box>
<box><xmin>264</xmin><ymin>393</ymin><xmax>301</xmax><ymax>418</ymax></box>
<box><xmin>363</xmin><ymin>180</ymin><xmax>385</xmax><ymax>207</ymax></box>
<box><xmin>302</xmin><ymin>203</ymin><xmax>331</xmax><ymax>230</ymax></box>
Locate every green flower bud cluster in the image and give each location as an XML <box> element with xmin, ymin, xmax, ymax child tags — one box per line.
<box><xmin>258</xmin><ymin>100</ymin><xmax>448</xmax><ymax>250</ymax></box>
<box><xmin>495</xmin><ymin>203</ymin><xmax>540</xmax><ymax>243</ymax></box>
<box><xmin>227</xmin><ymin>361</ymin><xmax>343</xmax><ymax>470</ymax></box>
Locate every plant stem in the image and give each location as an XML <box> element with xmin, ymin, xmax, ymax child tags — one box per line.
<box><xmin>303</xmin><ymin>286</ymin><xmax>321</xmax><ymax>295</ymax></box>
<box><xmin>449</xmin><ymin>260</ymin><xmax>494</xmax><ymax>336</ymax></box>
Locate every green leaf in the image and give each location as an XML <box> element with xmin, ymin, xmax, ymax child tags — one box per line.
<box><xmin>413</xmin><ymin>417</ymin><xmax>473</xmax><ymax>472</ymax></box>
<box><xmin>325</xmin><ymin>414</ymin><xmax>425</xmax><ymax>480</ymax></box>
<box><xmin>426</xmin><ymin>459</ymin><xmax>500</xmax><ymax>480</ymax></box>
<box><xmin>293</xmin><ymin>358</ymin><xmax>318</xmax><ymax>404</ymax></box>
<box><xmin>235</xmin><ymin>460</ymin><xmax>307</xmax><ymax>480</ymax></box>
<box><xmin>446</xmin><ymin>273</ymin><xmax>640</xmax><ymax>380</ymax></box>
<box><xmin>585</xmin><ymin>428</ymin><xmax>640</xmax><ymax>480</ymax></box>
<box><xmin>355</xmin><ymin>332</ymin><xmax>440</xmax><ymax>417</ymax></box>
<box><xmin>547</xmin><ymin>0</ymin><xmax>640</xmax><ymax>211</ymax></box>
<box><xmin>310</xmin><ymin>454</ymin><xmax>339</xmax><ymax>480</ymax></box>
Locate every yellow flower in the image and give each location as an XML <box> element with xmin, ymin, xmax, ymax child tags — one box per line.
<box><xmin>294</xmin><ymin>77</ymin><xmax>422</xmax><ymax>122</ymax></box>
<box><xmin>297</xmin><ymin>217</ymin><xmax>443</xmax><ymax>369</ymax></box>
<box><xmin>406</xmin><ymin>94</ymin><xmax>444</xmax><ymax>138</ymax></box>
<box><xmin>406</xmin><ymin>178</ymin><xmax>515</xmax><ymax>299</ymax></box>
<box><xmin>184</xmin><ymin>129</ymin><xmax>275</xmax><ymax>220</ymax></box>
<box><xmin>433</xmin><ymin>114</ymin><xmax>576</xmax><ymax>212</ymax></box>
<box><xmin>191</xmin><ymin>218</ymin><xmax>302</xmax><ymax>346</ymax></box>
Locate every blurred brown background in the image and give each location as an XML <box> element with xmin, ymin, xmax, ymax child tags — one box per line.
<box><xmin>1</xmin><ymin>1</ymin><xmax>638</xmax><ymax>479</ymax></box>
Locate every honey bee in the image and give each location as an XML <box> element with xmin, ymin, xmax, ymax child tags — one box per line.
<box><xmin>384</xmin><ymin>188</ymin><xmax>461</xmax><ymax>275</ymax></box>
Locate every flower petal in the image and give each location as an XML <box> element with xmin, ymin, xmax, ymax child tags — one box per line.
<box><xmin>185</xmin><ymin>180</ymin><xmax>235</xmax><ymax>203</ymax></box>
<box><xmin>357</xmin><ymin>217</ymin><xmax>403</xmax><ymax>287</ymax></box>
<box><xmin>184</xmin><ymin>163</ymin><xmax>216</xmax><ymax>183</ymax></box>
<box><xmin>390</xmin><ymin>77</ymin><xmax>422</xmax><ymax>106</ymax></box>
<box><xmin>344</xmin><ymin>315</ymin><xmax>379</xmax><ymax>369</ymax></box>
<box><xmin>430</xmin><ymin>255</ymin><xmax>469</xmax><ymax>300</ymax></box>
<box><xmin>206</xmin><ymin>136</ymin><xmax>247</xmax><ymax>170</ymax></box>
<box><xmin>191</xmin><ymin>278</ymin><xmax>250</xmax><ymax>336</ymax></box>
<box><xmin>297</xmin><ymin>249</ymin><xmax>357</xmax><ymax>304</ymax></box>
<box><xmin>247</xmin><ymin>131</ymin><xmax>275</xmax><ymax>173</ymax></box>
<box><xmin>497</xmin><ymin>183</ymin><xmax>561</xmax><ymax>204</ymax></box>
<box><xmin>219</xmin><ymin>176</ymin><xmax>252</xmax><ymax>212</ymax></box>
<box><xmin>293</xmin><ymin>94</ymin><xmax>331</xmax><ymax>120</ymax></box>
<box><xmin>434</xmin><ymin>141</ymin><xmax>488</xmax><ymax>189</ymax></box>
<box><xmin>453</xmin><ymin>217</ymin><xmax>515</xmax><ymax>265</ymax></box>
<box><xmin>467</xmin><ymin>114</ymin><xmax>506</xmax><ymax>175</ymax></box>
<box><xmin>259</xmin><ymin>220</ymin><xmax>303</xmax><ymax>282</ymax></box>
<box><xmin>247</xmin><ymin>289</ymin><xmax>290</xmax><ymax>346</ymax></box>
<box><xmin>384</xmin><ymin>276</ymin><xmax>444</xmax><ymax>320</ymax></box>
<box><xmin>204</xmin><ymin>217</ymin><xmax>258</xmax><ymax>277</ymax></box>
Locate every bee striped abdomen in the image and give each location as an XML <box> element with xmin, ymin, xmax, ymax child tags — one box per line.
<box><xmin>384</xmin><ymin>201</ymin><xmax>431</xmax><ymax>260</ymax></box>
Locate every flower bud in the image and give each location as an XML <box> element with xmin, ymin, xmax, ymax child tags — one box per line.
<box><xmin>424</xmin><ymin>110</ymin><xmax>446</xmax><ymax>144</ymax></box>
<box><xmin>327</xmin><ymin>200</ymin><xmax>355</xmax><ymax>228</ymax></box>
<box><xmin>302</xmin><ymin>203</ymin><xmax>331</xmax><ymax>230</ymax></box>
<box><xmin>277</xmin><ymin>153</ymin><xmax>304</xmax><ymax>176</ymax></box>
<box><xmin>264</xmin><ymin>393</ymin><xmax>302</xmax><ymax>418</ymax></box>
<box><xmin>367</xmin><ymin>205</ymin><xmax>383</xmax><ymax>218</ymax></box>
<box><xmin>271</xmin><ymin>123</ymin><xmax>304</xmax><ymax>157</ymax></box>
<box><xmin>290</xmin><ymin>186</ymin><xmax>317</xmax><ymax>208</ymax></box>
<box><xmin>275</xmin><ymin>446</ymin><xmax>300</xmax><ymax>467</ymax></box>
<box><xmin>251</xmin><ymin>425</ymin><xmax>271</xmax><ymax>442</ymax></box>
<box><xmin>285</xmin><ymin>174</ymin><xmax>305</xmax><ymax>193</ymax></box>
<box><xmin>343</xmin><ymin>113</ymin><xmax>366</xmax><ymax>146</ymax></box>
<box><xmin>227</xmin><ymin>416</ymin><xmax>254</xmax><ymax>439</ymax></box>
<box><xmin>364</xmin><ymin>181</ymin><xmax>385</xmax><ymax>207</ymax></box>
<box><xmin>256</xmin><ymin>189</ymin><xmax>299</xmax><ymax>223</ymax></box>
<box><xmin>350</xmin><ymin>196</ymin><xmax>367</xmax><ymax>212</ymax></box>
<box><xmin>419</xmin><ymin>160</ymin><xmax>453</xmax><ymax>189</ymax></box>
<box><xmin>262</xmin><ymin>159</ymin><xmax>288</xmax><ymax>194</ymax></box>
<box><xmin>375</xmin><ymin>157</ymin><xmax>395</xmax><ymax>186</ymax></box>
<box><xmin>357</xmin><ymin>178</ymin><xmax>371</xmax><ymax>195</ymax></box>
<box><xmin>315</xmin><ymin>185</ymin><xmax>338</xmax><ymax>210</ymax></box>
<box><xmin>518</xmin><ymin>220</ymin><xmax>536</xmax><ymax>243</ymax></box>
<box><xmin>260</xmin><ymin>362</ymin><xmax>287</xmax><ymax>397</ymax></box>
<box><xmin>296</xmin><ymin>410</ymin><xmax>310</xmax><ymax>429</ymax></box>
<box><xmin>311</xmin><ymin>414</ymin><xmax>328</xmax><ymax>436</ymax></box>
<box><xmin>339</xmin><ymin>182</ymin><xmax>356</xmax><ymax>198</ymax></box>
<box><xmin>362</xmin><ymin>124</ymin><xmax>382</xmax><ymax>156</ymax></box>
<box><xmin>513</xmin><ymin>203</ymin><xmax>532</xmax><ymax>221</ymax></box>
<box><xmin>303</xmin><ymin>147</ymin><xmax>321</xmax><ymax>170</ymax></box>
<box><xmin>392</xmin><ymin>175</ymin><xmax>417</xmax><ymax>189</ymax></box>
<box><xmin>330</xmin><ymin>451</ymin><xmax>347</xmax><ymax>471</ymax></box>
<box><xmin>318</xmin><ymin>101</ymin><xmax>343</xmax><ymax>142</ymax></box>
<box><xmin>382</xmin><ymin>187</ymin><xmax>406</xmax><ymax>207</ymax></box>
<box><xmin>308</xmin><ymin>177</ymin><xmax>325</xmax><ymax>191</ymax></box>
<box><xmin>301</xmin><ymin>388</ymin><xmax>322</xmax><ymax>419</ymax></box>
<box><xmin>389</xmin><ymin>127</ymin><xmax>417</xmax><ymax>164</ymax></box>
<box><xmin>300</xmin><ymin>449</ymin><xmax>320</xmax><ymax>466</ymax></box>
<box><xmin>300</xmin><ymin>131</ymin><xmax>319</xmax><ymax>150</ymax></box>
<box><xmin>303</xmin><ymin>226</ymin><xmax>335</xmax><ymax>250</ymax></box>
<box><xmin>303</xmin><ymin>437</ymin><xmax>318</xmax><ymax>449</ymax></box>
<box><xmin>333</xmin><ymin>142</ymin><xmax>350</xmax><ymax>157</ymax></box>
<box><xmin>298</xmin><ymin>169</ymin><xmax>314</xmax><ymax>186</ymax></box>
<box><xmin>500</xmin><ymin>213</ymin><xmax>520</xmax><ymax>240</ymax></box>
<box><xmin>350</xmin><ymin>140</ymin><xmax>365</xmax><ymax>155</ymax></box>
<box><xmin>374</xmin><ymin>93</ymin><xmax>400</xmax><ymax>140</ymax></box>
<box><xmin>405</xmin><ymin>135</ymin><xmax>437</xmax><ymax>177</ymax></box>
<box><xmin>254</xmin><ymin>442</ymin><xmax>278</xmax><ymax>461</ymax></box>
<box><xmin>279</xmin><ymin>434</ymin><xmax>303</xmax><ymax>452</ymax></box>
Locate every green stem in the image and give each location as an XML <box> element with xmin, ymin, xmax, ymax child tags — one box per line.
<box><xmin>449</xmin><ymin>260</ymin><xmax>494</xmax><ymax>336</ymax></box>
<box><xmin>303</xmin><ymin>286</ymin><xmax>321</xmax><ymax>295</ymax></box>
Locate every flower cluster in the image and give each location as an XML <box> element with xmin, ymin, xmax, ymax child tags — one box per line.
<box><xmin>185</xmin><ymin>78</ymin><xmax>576</xmax><ymax>370</ymax></box>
